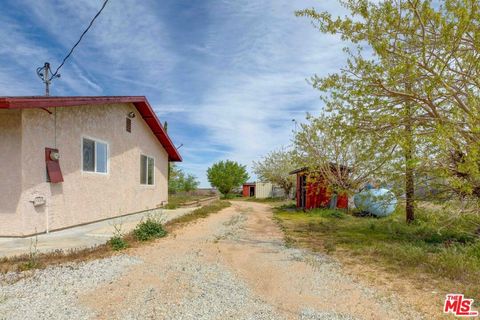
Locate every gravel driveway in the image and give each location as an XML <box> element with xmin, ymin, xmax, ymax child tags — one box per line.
<box><xmin>0</xmin><ymin>201</ymin><xmax>424</xmax><ymax>319</ymax></box>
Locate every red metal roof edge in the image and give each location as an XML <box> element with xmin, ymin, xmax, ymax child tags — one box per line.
<box><xmin>0</xmin><ymin>96</ymin><xmax>182</xmax><ymax>162</ymax></box>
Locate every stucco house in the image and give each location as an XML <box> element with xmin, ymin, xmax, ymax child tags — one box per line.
<box><xmin>0</xmin><ymin>96</ymin><xmax>182</xmax><ymax>237</ymax></box>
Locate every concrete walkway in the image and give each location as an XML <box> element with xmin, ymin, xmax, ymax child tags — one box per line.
<box><xmin>0</xmin><ymin>207</ymin><xmax>197</xmax><ymax>258</ymax></box>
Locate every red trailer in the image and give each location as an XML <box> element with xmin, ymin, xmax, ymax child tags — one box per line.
<box><xmin>290</xmin><ymin>167</ymin><xmax>348</xmax><ymax>210</ymax></box>
<box><xmin>242</xmin><ymin>183</ymin><xmax>256</xmax><ymax>197</ymax></box>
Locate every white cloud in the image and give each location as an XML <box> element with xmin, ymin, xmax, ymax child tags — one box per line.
<box><xmin>2</xmin><ymin>0</ymin><xmax>178</xmax><ymax>95</ymax></box>
<box><xmin>178</xmin><ymin>0</ymin><xmax>348</xmax><ymax>186</ymax></box>
<box><xmin>0</xmin><ymin>0</ymin><xmax>350</xmax><ymax>188</ymax></box>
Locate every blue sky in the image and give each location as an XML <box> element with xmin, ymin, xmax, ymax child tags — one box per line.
<box><xmin>0</xmin><ymin>0</ymin><xmax>348</xmax><ymax>187</ymax></box>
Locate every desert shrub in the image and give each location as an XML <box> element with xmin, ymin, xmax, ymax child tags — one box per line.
<box><xmin>133</xmin><ymin>218</ymin><xmax>167</xmax><ymax>241</ymax></box>
<box><xmin>108</xmin><ymin>236</ymin><xmax>128</xmax><ymax>251</ymax></box>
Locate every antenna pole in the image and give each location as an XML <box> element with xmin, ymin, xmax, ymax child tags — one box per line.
<box><xmin>44</xmin><ymin>62</ymin><xmax>50</xmax><ymax>96</ymax></box>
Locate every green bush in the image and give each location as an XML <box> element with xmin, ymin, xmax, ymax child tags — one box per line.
<box><xmin>133</xmin><ymin>218</ymin><xmax>167</xmax><ymax>241</ymax></box>
<box><xmin>108</xmin><ymin>235</ymin><xmax>129</xmax><ymax>251</ymax></box>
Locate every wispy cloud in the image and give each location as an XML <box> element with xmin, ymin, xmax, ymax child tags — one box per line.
<box><xmin>176</xmin><ymin>0</ymin><xmax>348</xmax><ymax>184</ymax></box>
<box><xmin>0</xmin><ymin>0</ymin><xmax>348</xmax><ymax>186</ymax></box>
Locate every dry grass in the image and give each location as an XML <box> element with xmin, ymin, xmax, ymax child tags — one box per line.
<box><xmin>0</xmin><ymin>200</ymin><xmax>231</xmax><ymax>275</ymax></box>
<box><xmin>274</xmin><ymin>204</ymin><xmax>480</xmax><ymax>302</ymax></box>
<box><xmin>165</xmin><ymin>200</ymin><xmax>231</xmax><ymax>230</ymax></box>
<box><xmin>164</xmin><ymin>194</ymin><xmax>215</xmax><ymax>209</ymax></box>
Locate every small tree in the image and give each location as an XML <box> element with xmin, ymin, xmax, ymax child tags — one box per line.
<box><xmin>207</xmin><ymin>160</ymin><xmax>249</xmax><ymax>197</ymax></box>
<box><xmin>168</xmin><ymin>164</ymin><xmax>184</xmax><ymax>194</ymax></box>
<box><xmin>183</xmin><ymin>174</ymin><xmax>200</xmax><ymax>192</ymax></box>
<box><xmin>253</xmin><ymin>148</ymin><xmax>297</xmax><ymax>198</ymax></box>
<box><xmin>169</xmin><ymin>164</ymin><xmax>200</xmax><ymax>194</ymax></box>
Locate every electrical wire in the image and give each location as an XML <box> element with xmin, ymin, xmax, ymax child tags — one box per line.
<box><xmin>49</xmin><ymin>0</ymin><xmax>110</xmax><ymax>80</ymax></box>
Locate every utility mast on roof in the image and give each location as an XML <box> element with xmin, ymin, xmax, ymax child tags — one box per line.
<box><xmin>36</xmin><ymin>62</ymin><xmax>60</xmax><ymax>96</ymax></box>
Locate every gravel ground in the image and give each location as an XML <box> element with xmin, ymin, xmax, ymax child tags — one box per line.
<box><xmin>0</xmin><ymin>201</ymin><xmax>426</xmax><ymax>319</ymax></box>
<box><xmin>0</xmin><ymin>255</ymin><xmax>141</xmax><ymax>320</ymax></box>
<box><xmin>114</xmin><ymin>253</ymin><xmax>283</xmax><ymax>320</ymax></box>
<box><xmin>299</xmin><ymin>310</ymin><xmax>358</xmax><ymax>320</ymax></box>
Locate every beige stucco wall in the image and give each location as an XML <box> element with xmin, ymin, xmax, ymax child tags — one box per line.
<box><xmin>0</xmin><ymin>110</ymin><xmax>23</xmax><ymax>234</ymax></box>
<box><xmin>0</xmin><ymin>103</ymin><xmax>169</xmax><ymax>236</ymax></box>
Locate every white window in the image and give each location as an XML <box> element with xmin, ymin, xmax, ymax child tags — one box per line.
<box><xmin>140</xmin><ymin>155</ymin><xmax>154</xmax><ymax>185</ymax></box>
<box><xmin>83</xmin><ymin>138</ymin><xmax>108</xmax><ymax>173</ymax></box>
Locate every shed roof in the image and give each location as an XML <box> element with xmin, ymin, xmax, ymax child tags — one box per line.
<box><xmin>0</xmin><ymin>96</ymin><xmax>182</xmax><ymax>162</ymax></box>
<box><xmin>289</xmin><ymin>167</ymin><xmax>309</xmax><ymax>175</ymax></box>
<box><xmin>289</xmin><ymin>164</ymin><xmax>350</xmax><ymax>175</ymax></box>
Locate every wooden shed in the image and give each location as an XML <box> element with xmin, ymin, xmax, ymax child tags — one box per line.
<box><xmin>242</xmin><ymin>183</ymin><xmax>256</xmax><ymax>197</ymax></box>
<box><xmin>290</xmin><ymin>167</ymin><xmax>348</xmax><ymax>210</ymax></box>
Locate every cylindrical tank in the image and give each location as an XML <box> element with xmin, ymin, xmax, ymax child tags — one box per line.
<box><xmin>353</xmin><ymin>188</ymin><xmax>397</xmax><ymax>217</ymax></box>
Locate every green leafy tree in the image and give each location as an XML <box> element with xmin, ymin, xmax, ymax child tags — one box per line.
<box><xmin>297</xmin><ymin>0</ymin><xmax>480</xmax><ymax>221</ymax></box>
<box><xmin>169</xmin><ymin>164</ymin><xmax>200</xmax><ymax>194</ymax></box>
<box><xmin>183</xmin><ymin>174</ymin><xmax>200</xmax><ymax>192</ymax></box>
<box><xmin>207</xmin><ymin>160</ymin><xmax>249</xmax><ymax>197</ymax></box>
<box><xmin>168</xmin><ymin>163</ymin><xmax>184</xmax><ymax>194</ymax></box>
<box><xmin>253</xmin><ymin>148</ymin><xmax>297</xmax><ymax>198</ymax></box>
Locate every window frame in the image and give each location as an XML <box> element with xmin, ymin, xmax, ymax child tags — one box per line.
<box><xmin>81</xmin><ymin>136</ymin><xmax>109</xmax><ymax>175</ymax></box>
<box><xmin>140</xmin><ymin>154</ymin><xmax>155</xmax><ymax>186</ymax></box>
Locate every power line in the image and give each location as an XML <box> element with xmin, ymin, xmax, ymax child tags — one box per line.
<box><xmin>36</xmin><ymin>0</ymin><xmax>110</xmax><ymax>95</ymax></box>
<box><xmin>51</xmin><ymin>0</ymin><xmax>110</xmax><ymax>78</ymax></box>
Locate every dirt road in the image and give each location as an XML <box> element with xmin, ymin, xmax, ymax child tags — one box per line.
<box><xmin>1</xmin><ymin>201</ymin><xmax>424</xmax><ymax>319</ymax></box>
<box><xmin>79</xmin><ymin>201</ymin><xmax>422</xmax><ymax>319</ymax></box>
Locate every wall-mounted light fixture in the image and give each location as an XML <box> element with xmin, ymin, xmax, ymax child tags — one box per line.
<box><xmin>127</xmin><ymin>111</ymin><xmax>136</xmax><ymax>119</ymax></box>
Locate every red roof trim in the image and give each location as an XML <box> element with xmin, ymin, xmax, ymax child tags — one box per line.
<box><xmin>0</xmin><ymin>96</ymin><xmax>182</xmax><ymax>162</ymax></box>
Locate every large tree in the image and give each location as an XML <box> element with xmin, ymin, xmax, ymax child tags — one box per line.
<box><xmin>207</xmin><ymin>160</ymin><xmax>249</xmax><ymax>197</ymax></box>
<box><xmin>253</xmin><ymin>148</ymin><xmax>297</xmax><ymax>198</ymax></box>
<box><xmin>297</xmin><ymin>0</ymin><xmax>480</xmax><ymax>222</ymax></box>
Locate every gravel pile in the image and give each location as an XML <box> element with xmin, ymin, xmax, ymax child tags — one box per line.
<box><xmin>0</xmin><ymin>255</ymin><xmax>141</xmax><ymax>320</ymax></box>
